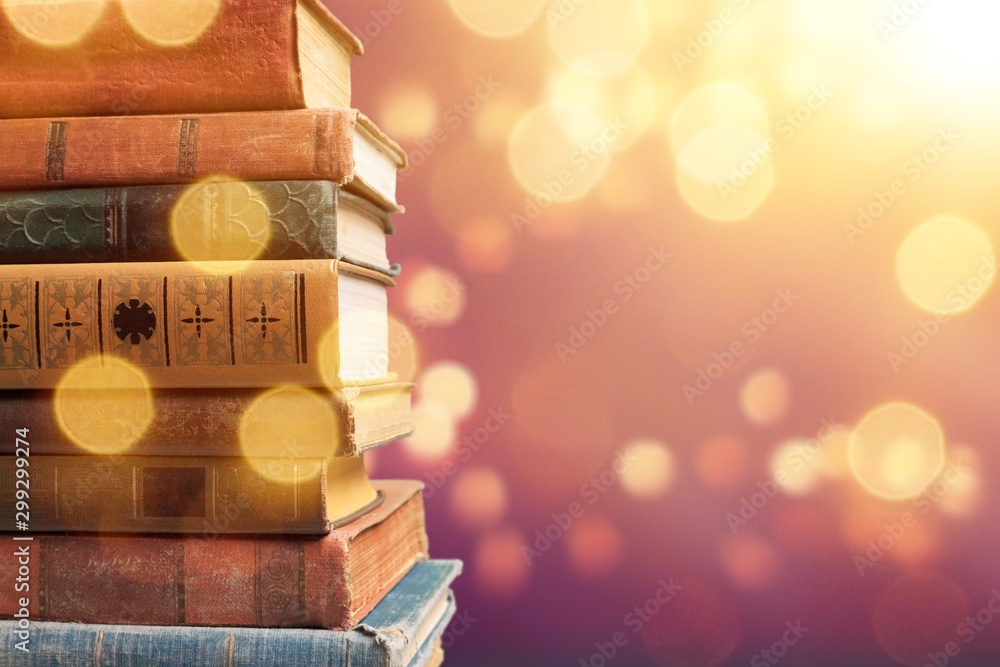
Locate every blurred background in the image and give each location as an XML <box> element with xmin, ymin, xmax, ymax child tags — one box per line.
<box><xmin>336</xmin><ymin>1</ymin><xmax>1000</xmax><ymax>665</ymax></box>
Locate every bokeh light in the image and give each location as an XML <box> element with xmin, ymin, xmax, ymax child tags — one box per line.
<box><xmin>450</xmin><ymin>466</ymin><xmax>508</xmax><ymax>530</ymax></box>
<box><xmin>120</xmin><ymin>0</ymin><xmax>221</xmax><ymax>46</ymax></box>
<box><xmin>669</xmin><ymin>82</ymin><xmax>771</xmax><ymax>156</ymax></box>
<box><xmin>379</xmin><ymin>84</ymin><xmax>439</xmax><ymax>140</ymax></box>
<box><xmin>475</xmin><ymin>526</ymin><xmax>530</xmax><ymax>598</ymax></box>
<box><xmin>419</xmin><ymin>361</ymin><xmax>478</xmax><ymax>419</ymax></box>
<box><xmin>696</xmin><ymin>436</ymin><xmax>749</xmax><ymax>491</ymax></box>
<box><xmin>619</xmin><ymin>439</ymin><xmax>675</xmax><ymax>499</ymax></box>
<box><xmin>739</xmin><ymin>368</ymin><xmax>791</xmax><ymax>426</ymax></box>
<box><xmin>872</xmin><ymin>573</ymin><xmax>969</xmax><ymax>667</ymax></box>
<box><xmin>239</xmin><ymin>385</ymin><xmax>341</xmax><ymax>483</ymax></box>
<box><xmin>896</xmin><ymin>216</ymin><xmax>996</xmax><ymax>315</ymax></box>
<box><xmin>404</xmin><ymin>264</ymin><xmax>466</xmax><ymax>327</ymax></box>
<box><xmin>936</xmin><ymin>444</ymin><xmax>982</xmax><ymax>518</ymax></box>
<box><xmin>387</xmin><ymin>315</ymin><xmax>421</xmax><ymax>383</ymax></box>
<box><xmin>455</xmin><ymin>216</ymin><xmax>515</xmax><ymax>272</ymax></box>
<box><xmin>54</xmin><ymin>355</ymin><xmax>153</xmax><ymax>455</ymax></box>
<box><xmin>769</xmin><ymin>438</ymin><xmax>825</xmax><ymax>496</ymax></box>
<box><xmin>849</xmin><ymin>402</ymin><xmax>947</xmax><ymax>501</ymax></box>
<box><xmin>508</xmin><ymin>102</ymin><xmax>614</xmax><ymax>203</ymax></box>
<box><xmin>403</xmin><ymin>401</ymin><xmax>457</xmax><ymax>460</ymax></box>
<box><xmin>448</xmin><ymin>0</ymin><xmax>547</xmax><ymax>38</ymax></box>
<box><xmin>170</xmin><ymin>177</ymin><xmax>271</xmax><ymax>272</ymax></box>
<box><xmin>719</xmin><ymin>533</ymin><xmax>783</xmax><ymax>592</ymax></box>
<box><xmin>566</xmin><ymin>514</ymin><xmax>623</xmax><ymax>578</ymax></box>
<box><xmin>546</xmin><ymin>0</ymin><xmax>649</xmax><ymax>76</ymax></box>
<box><xmin>641</xmin><ymin>578</ymin><xmax>740</xmax><ymax>667</ymax></box>
<box><xmin>2</xmin><ymin>0</ymin><xmax>107</xmax><ymax>47</ymax></box>
<box><xmin>548</xmin><ymin>67</ymin><xmax>656</xmax><ymax>153</ymax></box>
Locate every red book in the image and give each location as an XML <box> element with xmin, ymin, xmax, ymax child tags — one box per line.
<box><xmin>0</xmin><ymin>481</ymin><xmax>428</xmax><ymax>630</ymax></box>
<box><xmin>0</xmin><ymin>0</ymin><xmax>362</xmax><ymax>118</ymax></box>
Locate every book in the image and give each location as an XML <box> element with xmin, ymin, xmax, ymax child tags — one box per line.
<box><xmin>0</xmin><ymin>382</ymin><xmax>412</xmax><ymax>458</ymax></box>
<box><xmin>0</xmin><ymin>109</ymin><xmax>405</xmax><ymax>211</ymax></box>
<box><xmin>0</xmin><ymin>454</ymin><xmax>382</xmax><ymax>535</ymax></box>
<box><xmin>0</xmin><ymin>0</ymin><xmax>362</xmax><ymax>119</ymax></box>
<box><xmin>0</xmin><ymin>561</ymin><xmax>459</xmax><ymax>666</ymax></box>
<box><xmin>0</xmin><ymin>259</ymin><xmax>392</xmax><ymax>389</ymax></box>
<box><xmin>0</xmin><ymin>481</ymin><xmax>429</xmax><ymax>630</ymax></box>
<box><xmin>0</xmin><ymin>182</ymin><xmax>399</xmax><ymax>274</ymax></box>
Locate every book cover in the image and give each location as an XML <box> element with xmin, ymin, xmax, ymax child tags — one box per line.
<box><xmin>0</xmin><ymin>0</ymin><xmax>361</xmax><ymax>118</ymax></box>
<box><xmin>0</xmin><ymin>561</ymin><xmax>460</xmax><ymax>666</ymax></box>
<box><xmin>0</xmin><ymin>481</ymin><xmax>429</xmax><ymax>630</ymax></box>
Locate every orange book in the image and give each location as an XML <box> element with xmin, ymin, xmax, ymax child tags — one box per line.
<box><xmin>0</xmin><ymin>0</ymin><xmax>361</xmax><ymax>118</ymax></box>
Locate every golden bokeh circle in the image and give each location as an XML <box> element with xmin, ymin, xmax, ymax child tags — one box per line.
<box><xmin>120</xmin><ymin>0</ymin><xmax>221</xmax><ymax>46</ymax></box>
<box><xmin>448</xmin><ymin>0</ymin><xmax>547</xmax><ymax>38</ymax></box>
<box><xmin>2</xmin><ymin>0</ymin><xmax>107</xmax><ymax>47</ymax></box>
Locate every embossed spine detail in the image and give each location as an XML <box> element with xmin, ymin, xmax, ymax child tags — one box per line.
<box><xmin>45</xmin><ymin>122</ymin><xmax>67</xmax><ymax>182</ymax></box>
<box><xmin>177</xmin><ymin>119</ymin><xmax>200</xmax><ymax>178</ymax></box>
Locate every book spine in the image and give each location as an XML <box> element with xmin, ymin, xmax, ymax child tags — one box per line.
<box><xmin>0</xmin><ymin>259</ymin><xmax>377</xmax><ymax>389</ymax></box>
<box><xmin>0</xmin><ymin>109</ymin><xmax>357</xmax><ymax>191</ymax></box>
<box><xmin>0</xmin><ymin>388</ymin><xmax>367</xmax><ymax>458</ymax></box>
<box><xmin>0</xmin><ymin>182</ymin><xmax>341</xmax><ymax>263</ymax></box>
<box><xmin>0</xmin><ymin>0</ymin><xmax>305</xmax><ymax>119</ymax></box>
<box><xmin>0</xmin><ymin>456</ymin><xmax>329</xmax><ymax>534</ymax></box>
<box><xmin>0</xmin><ymin>533</ymin><xmax>351</xmax><ymax>630</ymax></box>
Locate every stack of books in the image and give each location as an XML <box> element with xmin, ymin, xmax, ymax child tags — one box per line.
<box><xmin>0</xmin><ymin>1</ymin><xmax>458</xmax><ymax>665</ymax></box>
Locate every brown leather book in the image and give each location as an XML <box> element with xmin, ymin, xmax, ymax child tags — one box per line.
<box><xmin>0</xmin><ymin>454</ymin><xmax>380</xmax><ymax>534</ymax></box>
<box><xmin>0</xmin><ymin>0</ymin><xmax>361</xmax><ymax>118</ymax></box>
<box><xmin>0</xmin><ymin>382</ymin><xmax>413</xmax><ymax>457</ymax></box>
<box><xmin>0</xmin><ymin>258</ymin><xmax>393</xmax><ymax>389</ymax></box>
<box><xmin>0</xmin><ymin>480</ymin><xmax>428</xmax><ymax>630</ymax></box>
<box><xmin>0</xmin><ymin>109</ymin><xmax>405</xmax><ymax>211</ymax></box>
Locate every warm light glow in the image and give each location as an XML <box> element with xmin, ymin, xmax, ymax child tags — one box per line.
<box><xmin>769</xmin><ymin>439</ymin><xmax>824</xmax><ymax>496</ymax></box>
<box><xmin>547</xmin><ymin>0</ymin><xmax>649</xmax><ymax>76</ymax></box>
<box><xmin>54</xmin><ymin>355</ymin><xmax>153</xmax><ymax>455</ymax></box>
<box><xmin>548</xmin><ymin>67</ymin><xmax>656</xmax><ymax>153</ymax></box>
<box><xmin>448</xmin><ymin>0</ymin><xmax>547</xmax><ymax>38</ymax></box>
<box><xmin>2</xmin><ymin>0</ymin><xmax>107</xmax><ymax>47</ymax></box>
<box><xmin>170</xmin><ymin>177</ymin><xmax>271</xmax><ymax>272</ymax></box>
<box><xmin>719</xmin><ymin>533</ymin><xmax>782</xmax><ymax>592</ymax></box>
<box><xmin>676</xmin><ymin>144</ymin><xmax>775</xmax><ymax>223</ymax></box>
<box><xmin>739</xmin><ymin>368</ymin><xmax>790</xmax><ymax>426</ymax></box>
<box><xmin>696</xmin><ymin>436</ymin><xmax>748</xmax><ymax>491</ymax></box>
<box><xmin>387</xmin><ymin>315</ymin><xmax>421</xmax><ymax>383</ymax></box>
<box><xmin>567</xmin><ymin>515</ymin><xmax>623</xmax><ymax>578</ymax></box>
<box><xmin>450</xmin><ymin>467</ymin><xmax>508</xmax><ymax>530</ymax></box>
<box><xmin>508</xmin><ymin>102</ymin><xmax>614</xmax><ymax>203</ymax></box>
<box><xmin>849</xmin><ymin>402</ymin><xmax>947</xmax><ymax>501</ymax></box>
<box><xmin>403</xmin><ymin>402</ymin><xmax>457</xmax><ymax>459</ymax></box>
<box><xmin>120</xmin><ymin>0</ymin><xmax>221</xmax><ymax>46</ymax></box>
<box><xmin>239</xmin><ymin>385</ymin><xmax>340</xmax><ymax>483</ymax></box>
<box><xmin>456</xmin><ymin>216</ymin><xmax>516</xmax><ymax>272</ymax></box>
<box><xmin>475</xmin><ymin>526</ymin><xmax>530</xmax><ymax>598</ymax></box>
<box><xmin>619</xmin><ymin>439</ymin><xmax>675</xmax><ymax>498</ymax></box>
<box><xmin>404</xmin><ymin>265</ymin><xmax>467</xmax><ymax>327</ymax></box>
<box><xmin>670</xmin><ymin>83</ymin><xmax>770</xmax><ymax>157</ymax></box>
<box><xmin>379</xmin><ymin>85</ymin><xmax>439</xmax><ymax>140</ymax></box>
<box><xmin>896</xmin><ymin>216</ymin><xmax>996</xmax><ymax>315</ymax></box>
<box><xmin>889</xmin><ymin>0</ymin><xmax>1000</xmax><ymax>90</ymax></box>
<box><xmin>419</xmin><ymin>361</ymin><xmax>478</xmax><ymax>419</ymax></box>
<box><xmin>937</xmin><ymin>445</ymin><xmax>982</xmax><ymax>518</ymax></box>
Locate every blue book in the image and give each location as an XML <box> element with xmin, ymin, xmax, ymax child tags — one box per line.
<box><xmin>0</xmin><ymin>561</ymin><xmax>461</xmax><ymax>667</ymax></box>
